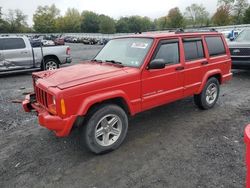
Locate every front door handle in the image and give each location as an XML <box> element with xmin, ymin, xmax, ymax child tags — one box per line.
<box><xmin>176</xmin><ymin>66</ymin><xmax>184</xmax><ymax>71</ymax></box>
<box><xmin>201</xmin><ymin>61</ymin><xmax>208</xmax><ymax>65</ymax></box>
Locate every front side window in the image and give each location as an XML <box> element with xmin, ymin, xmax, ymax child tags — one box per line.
<box><xmin>205</xmin><ymin>36</ymin><xmax>226</xmax><ymax>57</ymax></box>
<box><xmin>2</xmin><ymin>38</ymin><xmax>26</xmax><ymax>50</ymax></box>
<box><xmin>184</xmin><ymin>39</ymin><xmax>205</xmax><ymax>61</ymax></box>
<box><xmin>94</xmin><ymin>37</ymin><xmax>153</xmax><ymax>67</ymax></box>
<box><xmin>153</xmin><ymin>41</ymin><xmax>179</xmax><ymax>65</ymax></box>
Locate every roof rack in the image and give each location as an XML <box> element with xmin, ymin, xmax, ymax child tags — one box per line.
<box><xmin>175</xmin><ymin>28</ymin><xmax>217</xmax><ymax>34</ymax></box>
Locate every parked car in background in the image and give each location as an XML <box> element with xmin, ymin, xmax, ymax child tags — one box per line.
<box><xmin>23</xmin><ymin>30</ymin><xmax>232</xmax><ymax>154</ymax></box>
<box><xmin>229</xmin><ymin>29</ymin><xmax>250</xmax><ymax>69</ymax></box>
<box><xmin>29</xmin><ymin>38</ymin><xmax>43</xmax><ymax>47</ymax></box>
<box><xmin>41</xmin><ymin>40</ymin><xmax>55</xmax><ymax>46</ymax></box>
<box><xmin>54</xmin><ymin>38</ymin><xmax>65</xmax><ymax>45</ymax></box>
<box><xmin>0</xmin><ymin>36</ymin><xmax>72</xmax><ymax>75</ymax></box>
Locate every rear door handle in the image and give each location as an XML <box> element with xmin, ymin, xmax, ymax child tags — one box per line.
<box><xmin>176</xmin><ymin>66</ymin><xmax>184</xmax><ymax>71</ymax></box>
<box><xmin>201</xmin><ymin>61</ymin><xmax>208</xmax><ymax>65</ymax></box>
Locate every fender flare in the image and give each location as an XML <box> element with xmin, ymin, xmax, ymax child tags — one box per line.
<box><xmin>196</xmin><ymin>69</ymin><xmax>222</xmax><ymax>94</ymax></box>
<box><xmin>77</xmin><ymin>90</ymin><xmax>134</xmax><ymax>116</ymax></box>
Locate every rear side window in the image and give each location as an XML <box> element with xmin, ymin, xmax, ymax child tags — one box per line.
<box><xmin>154</xmin><ymin>41</ymin><xmax>179</xmax><ymax>65</ymax></box>
<box><xmin>205</xmin><ymin>36</ymin><xmax>226</xmax><ymax>57</ymax></box>
<box><xmin>183</xmin><ymin>39</ymin><xmax>204</xmax><ymax>61</ymax></box>
<box><xmin>2</xmin><ymin>38</ymin><xmax>26</xmax><ymax>50</ymax></box>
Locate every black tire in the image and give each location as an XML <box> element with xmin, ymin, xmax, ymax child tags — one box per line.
<box><xmin>194</xmin><ymin>77</ymin><xmax>220</xmax><ymax>110</ymax></box>
<box><xmin>81</xmin><ymin>104</ymin><xmax>128</xmax><ymax>154</ymax></box>
<box><xmin>41</xmin><ymin>58</ymin><xmax>59</xmax><ymax>70</ymax></box>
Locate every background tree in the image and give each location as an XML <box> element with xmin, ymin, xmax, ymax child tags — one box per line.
<box><xmin>167</xmin><ymin>7</ymin><xmax>184</xmax><ymax>28</ymax></box>
<box><xmin>212</xmin><ymin>5</ymin><xmax>231</xmax><ymax>25</ymax></box>
<box><xmin>218</xmin><ymin>0</ymin><xmax>235</xmax><ymax>11</ymax></box>
<box><xmin>61</xmin><ymin>8</ymin><xmax>81</xmax><ymax>32</ymax></box>
<box><xmin>81</xmin><ymin>11</ymin><xmax>100</xmax><ymax>33</ymax></box>
<box><xmin>0</xmin><ymin>7</ymin><xmax>10</xmax><ymax>33</ymax></box>
<box><xmin>155</xmin><ymin>16</ymin><xmax>169</xmax><ymax>30</ymax></box>
<box><xmin>116</xmin><ymin>17</ymin><xmax>130</xmax><ymax>33</ymax></box>
<box><xmin>33</xmin><ymin>4</ymin><xmax>60</xmax><ymax>33</ymax></box>
<box><xmin>141</xmin><ymin>16</ymin><xmax>155</xmax><ymax>31</ymax></box>
<box><xmin>243</xmin><ymin>6</ymin><xmax>250</xmax><ymax>23</ymax></box>
<box><xmin>99</xmin><ymin>14</ymin><xmax>116</xmax><ymax>34</ymax></box>
<box><xmin>233</xmin><ymin>0</ymin><xmax>249</xmax><ymax>24</ymax></box>
<box><xmin>185</xmin><ymin>4</ymin><xmax>210</xmax><ymax>27</ymax></box>
<box><xmin>127</xmin><ymin>16</ymin><xmax>144</xmax><ymax>33</ymax></box>
<box><xmin>5</xmin><ymin>9</ymin><xmax>29</xmax><ymax>33</ymax></box>
<box><xmin>116</xmin><ymin>16</ymin><xmax>154</xmax><ymax>33</ymax></box>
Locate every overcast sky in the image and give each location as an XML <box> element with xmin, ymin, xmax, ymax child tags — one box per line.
<box><xmin>0</xmin><ymin>0</ymin><xmax>247</xmax><ymax>26</ymax></box>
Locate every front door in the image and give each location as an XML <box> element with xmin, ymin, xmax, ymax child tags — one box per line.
<box><xmin>1</xmin><ymin>38</ymin><xmax>33</xmax><ymax>68</ymax></box>
<box><xmin>141</xmin><ymin>39</ymin><xmax>184</xmax><ymax>111</ymax></box>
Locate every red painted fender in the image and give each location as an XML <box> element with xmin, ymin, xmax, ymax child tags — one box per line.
<box><xmin>77</xmin><ymin>90</ymin><xmax>135</xmax><ymax>116</ymax></box>
<box><xmin>196</xmin><ymin>69</ymin><xmax>222</xmax><ymax>94</ymax></box>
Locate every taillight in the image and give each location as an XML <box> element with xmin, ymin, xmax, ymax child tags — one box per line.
<box><xmin>66</xmin><ymin>47</ymin><xmax>71</xmax><ymax>55</ymax></box>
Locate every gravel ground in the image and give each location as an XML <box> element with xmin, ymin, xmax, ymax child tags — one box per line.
<box><xmin>0</xmin><ymin>43</ymin><xmax>250</xmax><ymax>188</ymax></box>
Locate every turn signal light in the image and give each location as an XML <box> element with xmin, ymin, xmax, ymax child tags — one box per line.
<box><xmin>61</xmin><ymin>99</ymin><xmax>66</xmax><ymax>115</ymax></box>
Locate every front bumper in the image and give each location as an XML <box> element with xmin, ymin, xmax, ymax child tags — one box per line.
<box><xmin>231</xmin><ymin>57</ymin><xmax>250</xmax><ymax>69</ymax></box>
<box><xmin>22</xmin><ymin>94</ymin><xmax>77</xmax><ymax>137</ymax></box>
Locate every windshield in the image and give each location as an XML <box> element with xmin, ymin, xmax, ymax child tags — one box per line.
<box><xmin>94</xmin><ymin>37</ymin><xmax>153</xmax><ymax>67</ymax></box>
<box><xmin>235</xmin><ymin>29</ymin><xmax>250</xmax><ymax>42</ymax></box>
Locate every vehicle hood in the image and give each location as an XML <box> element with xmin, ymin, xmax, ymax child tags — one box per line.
<box><xmin>33</xmin><ymin>62</ymin><xmax>131</xmax><ymax>89</ymax></box>
<box><xmin>228</xmin><ymin>41</ymin><xmax>250</xmax><ymax>48</ymax></box>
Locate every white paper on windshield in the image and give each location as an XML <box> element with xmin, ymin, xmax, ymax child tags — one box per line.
<box><xmin>131</xmin><ymin>42</ymin><xmax>148</xmax><ymax>49</ymax></box>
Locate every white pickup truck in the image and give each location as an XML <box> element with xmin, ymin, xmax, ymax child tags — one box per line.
<box><xmin>0</xmin><ymin>36</ymin><xmax>72</xmax><ymax>75</ymax></box>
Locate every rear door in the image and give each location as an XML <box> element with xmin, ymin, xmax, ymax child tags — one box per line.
<box><xmin>2</xmin><ymin>38</ymin><xmax>33</xmax><ymax>68</ymax></box>
<box><xmin>141</xmin><ymin>38</ymin><xmax>184</xmax><ymax>110</ymax></box>
<box><xmin>182</xmin><ymin>37</ymin><xmax>208</xmax><ymax>97</ymax></box>
<box><xmin>204</xmin><ymin>36</ymin><xmax>230</xmax><ymax>76</ymax></box>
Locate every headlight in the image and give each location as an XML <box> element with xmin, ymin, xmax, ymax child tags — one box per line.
<box><xmin>48</xmin><ymin>95</ymin><xmax>57</xmax><ymax>115</ymax></box>
<box><xmin>52</xmin><ymin>96</ymin><xmax>56</xmax><ymax>105</ymax></box>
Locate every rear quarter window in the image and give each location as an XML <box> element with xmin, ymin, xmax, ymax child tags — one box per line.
<box><xmin>2</xmin><ymin>38</ymin><xmax>26</xmax><ymax>50</ymax></box>
<box><xmin>205</xmin><ymin>36</ymin><xmax>226</xmax><ymax>57</ymax></box>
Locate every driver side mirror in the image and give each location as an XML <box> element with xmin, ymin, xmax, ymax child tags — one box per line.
<box><xmin>147</xmin><ymin>59</ymin><xmax>166</xmax><ymax>70</ymax></box>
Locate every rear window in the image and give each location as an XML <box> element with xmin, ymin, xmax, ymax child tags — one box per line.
<box><xmin>183</xmin><ymin>39</ymin><xmax>204</xmax><ymax>61</ymax></box>
<box><xmin>205</xmin><ymin>36</ymin><xmax>226</xmax><ymax>57</ymax></box>
<box><xmin>1</xmin><ymin>38</ymin><xmax>26</xmax><ymax>50</ymax></box>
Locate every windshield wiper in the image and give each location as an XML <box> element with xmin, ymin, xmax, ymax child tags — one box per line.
<box><xmin>105</xmin><ymin>60</ymin><xmax>123</xmax><ymax>66</ymax></box>
<box><xmin>91</xmin><ymin>59</ymin><xmax>103</xmax><ymax>63</ymax></box>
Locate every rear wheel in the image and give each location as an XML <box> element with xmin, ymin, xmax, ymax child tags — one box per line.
<box><xmin>194</xmin><ymin>77</ymin><xmax>220</xmax><ymax>110</ymax></box>
<box><xmin>81</xmin><ymin>104</ymin><xmax>128</xmax><ymax>154</ymax></box>
<box><xmin>42</xmin><ymin>58</ymin><xmax>59</xmax><ymax>70</ymax></box>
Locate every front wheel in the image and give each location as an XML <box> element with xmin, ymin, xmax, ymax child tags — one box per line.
<box><xmin>81</xmin><ymin>104</ymin><xmax>128</xmax><ymax>154</ymax></box>
<box><xmin>194</xmin><ymin>77</ymin><xmax>220</xmax><ymax>110</ymax></box>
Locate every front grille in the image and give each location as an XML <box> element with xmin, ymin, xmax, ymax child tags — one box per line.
<box><xmin>230</xmin><ymin>48</ymin><xmax>250</xmax><ymax>56</ymax></box>
<box><xmin>35</xmin><ymin>86</ymin><xmax>48</xmax><ymax>108</ymax></box>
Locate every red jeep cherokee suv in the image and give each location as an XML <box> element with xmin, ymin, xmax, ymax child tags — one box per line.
<box><xmin>23</xmin><ymin>30</ymin><xmax>232</xmax><ymax>154</ymax></box>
